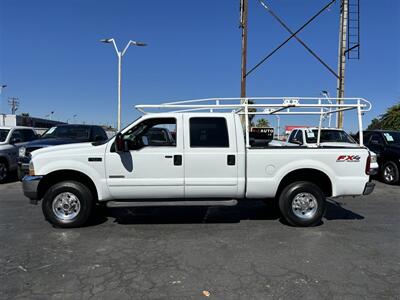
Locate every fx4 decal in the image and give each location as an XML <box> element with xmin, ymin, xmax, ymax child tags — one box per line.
<box><xmin>336</xmin><ymin>155</ymin><xmax>361</xmax><ymax>162</ymax></box>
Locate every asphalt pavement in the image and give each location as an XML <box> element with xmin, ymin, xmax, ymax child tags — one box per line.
<box><xmin>0</xmin><ymin>179</ymin><xmax>399</xmax><ymax>299</ymax></box>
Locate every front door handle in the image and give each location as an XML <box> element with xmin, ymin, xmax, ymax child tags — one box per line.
<box><xmin>174</xmin><ymin>155</ymin><xmax>182</xmax><ymax>166</ymax></box>
<box><xmin>227</xmin><ymin>155</ymin><xmax>235</xmax><ymax>166</ymax></box>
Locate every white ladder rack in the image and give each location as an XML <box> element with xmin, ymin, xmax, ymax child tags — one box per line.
<box><xmin>135</xmin><ymin>97</ymin><xmax>372</xmax><ymax>147</ymax></box>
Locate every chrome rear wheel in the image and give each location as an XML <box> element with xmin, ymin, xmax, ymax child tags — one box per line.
<box><xmin>291</xmin><ymin>192</ymin><xmax>318</xmax><ymax>220</ymax></box>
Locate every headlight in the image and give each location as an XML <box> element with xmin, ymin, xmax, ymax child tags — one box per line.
<box><xmin>29</xmin><ymin>161</ymin><xmax>35</xmax><ymax>176</ymax></box>
<box><xmin>19</xmin><ymin>147</ymin><xmax>26</xmax><ymax>157</ymax></box>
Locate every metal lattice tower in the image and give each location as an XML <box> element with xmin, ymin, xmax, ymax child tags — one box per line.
<box><xmin>346</xmin><ymin>0</ymin><xmax>360</xmax><ymax>59</ymax></box>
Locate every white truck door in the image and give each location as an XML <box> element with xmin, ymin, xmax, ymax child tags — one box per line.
<box><xmin>183</xmin><ymin>114</ymin><xmax>238</xmax><ymax>198</ymax></box>
<box><xmin>105</xmin><ymin>116</ymin><xmax>184</xmax><ymax>199</ymax></box>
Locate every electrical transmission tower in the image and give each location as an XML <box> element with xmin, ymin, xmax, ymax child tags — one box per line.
<box><xmin>239</xmin><ymin>0</ymin><xmax>361</xmax><ymax>129</ymax></box>
<box><xmin>337</xmin><ymin>0</ymin><xmax>360</xmax><ymax>128</ymax></box>
<box><xmin>8</xmin><ymin>97</ymin><xmax>19</xmax><ymax>115</ymax></box>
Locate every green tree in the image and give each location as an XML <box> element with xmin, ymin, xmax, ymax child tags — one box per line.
<box><xmin>255</xmin><ymin>118</ymin><xmax>270</xmax><ymax>128</ymax></box>
<box><xmin>366</xmin><ymin>118</ymin><xmax>382</xmax><ymax>130</ymax></box>
<box><xmin>367</xmin><ymin>102</ymin><xmax>400</xmax><ymax>130</ymax></box>
<box><xmin>380</xmin><ymin>103</ymin><xmax>400</xmax><ymax>130</ymax></box>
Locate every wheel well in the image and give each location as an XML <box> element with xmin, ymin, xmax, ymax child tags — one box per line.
<box><xmin>277</xmin><ymin>168</ymin><xmax>332</xmax><ymax>197</ymax></box>
<box><xmin>38</xmin><ymin>170</ymin><xmax>98</xmax><ymax>200</ymax></box>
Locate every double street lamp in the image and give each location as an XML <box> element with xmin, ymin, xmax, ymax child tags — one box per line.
<box><xmin>100</xmin><ymin>38</ymin><xmax>147</xmax><ymax>131</ymax></box>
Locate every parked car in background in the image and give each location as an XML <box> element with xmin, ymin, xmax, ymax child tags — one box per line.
<box><xmin>18</xmin><ymin>124</ymin><xmax>108</xmax><ymax>179</ymax></box>
<box><xmin>362</xmin><ymin>130</ymin><xmax>400</xmax><ymax>184</ymax></box>
<box><xmin>0</xmin><ymin>126</ymin><xmax>38</xmax><ymax>182</ymax></box>
<box><xmin>286</xmin><ymin>127</ymin><xmax>357</xmax><ymax>147</ymax></box>
<box><xmin>286</xmin><ymin>127</ymin><xmax>379</xmax><ymax>175</ymax></box>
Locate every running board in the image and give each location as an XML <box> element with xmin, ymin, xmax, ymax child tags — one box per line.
<box><xmin>106</xmin><ymin>199</ymin><xmax>238</xmax><ymax>208</ymax></box>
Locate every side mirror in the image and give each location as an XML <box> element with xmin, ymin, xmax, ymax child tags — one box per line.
<box><xmin>10</xmin><ymin>137</ymin><xmax>22</xmax><ymax>144</ymax></box>
<box><xmin>142</xmin><ymin>136</ymin><xmax>149</xmax><ymax>146</ymax></box>
<box><xmin>115</xmin><ymin>133</ymin><xmax>128</xmax><ymax>152</ymax></box>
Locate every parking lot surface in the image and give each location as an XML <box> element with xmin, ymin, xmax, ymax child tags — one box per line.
<box><xmin>0</xmin><ymin>180</ymin><xmax>399</xmax><ymax>299</ymax></box>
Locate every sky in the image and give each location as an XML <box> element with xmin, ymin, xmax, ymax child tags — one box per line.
<box><xmin>0</xmin><ymin>0</ymin><xmax>399</xmax><ymax>132</ymax></box>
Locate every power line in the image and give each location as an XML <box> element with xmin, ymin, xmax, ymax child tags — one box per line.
<box><xmin>246</xmin><ymin>0</ymin><xmax>336</xmax><ymax>78</ymax></box>
<box><xmin>257</xmin><ymin>0</ymin><xmax>339</xmax><ymax>79</ymax></box>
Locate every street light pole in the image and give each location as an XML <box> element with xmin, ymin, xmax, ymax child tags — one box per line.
<box><xmin>321</xmin><ymin>90</ymin><xmax>333</xmax><ymax>128</ymax></box>
<box><xmin>101</xmin><ymin>38</ymin><xmax>147</xmax><ymax>131</ymax></box>
<box><xmin>0</xmin><ymin>85</ymin><xmax>6</xmax><ymax>96</ymax></box>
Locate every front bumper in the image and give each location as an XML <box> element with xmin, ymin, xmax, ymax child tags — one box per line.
<box><xmin>18</xmin><ymin>157</ymin><xmax>30</xmax><ymax>179</ymax></box>
<box><xmin>363</xmin><ymin>182</ymin><xmax>375</xmax><ymax>195</ymax></box>
<box><xmin>22</xmin><ymin>175</ymin><xmax>43</xmax><ymax>202</ymax></box>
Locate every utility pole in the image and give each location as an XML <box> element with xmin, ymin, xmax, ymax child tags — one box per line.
<box><xmin>240</xmin><ymin>0</ymin><xmax>248</xmax><ymax>101</ymax></box>
<box><xmin>8</xmin><ymin>97</ymin><xmax>19</xmax><ymax>115</ymax></box>
<box><xmin>336</xmin><ymin>0</ymin><xmax>349</xmax><ymax>128</ymax></box>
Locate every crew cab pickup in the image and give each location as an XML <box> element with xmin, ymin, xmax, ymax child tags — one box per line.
<box><xmin>22</xmin><ymin>109</ymin><xmax>375</xmax><ymax>228</ymax></box>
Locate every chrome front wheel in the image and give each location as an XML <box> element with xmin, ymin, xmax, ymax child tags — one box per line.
<box><xmin>43</xmin><ymin>181</ymin><xmax>94</xmax><ymax>228</ymax></box>
<box><xmin>52</xmin><ymin>192</ymin><xmax>81</xmax><ymax>221</ymax></box>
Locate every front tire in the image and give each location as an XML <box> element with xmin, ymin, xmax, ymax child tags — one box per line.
<box><xmin>279</xmin><ymin>181</ymin><xmax>326</xmax><ymax>227</ymax></box>
<box><xmin>0</xmin><ymin>161</ymin><xmax>9</xmax><ymax>183</ymax></box>
<box><xmin>381</xmin><ymin>161</ymin><xmax>399</xmax><ymax>185</ymax></box>
<box><xmin>42</xmin><ymin>181</ymin><xmax>94</xmax><ymax>228</ymax></box>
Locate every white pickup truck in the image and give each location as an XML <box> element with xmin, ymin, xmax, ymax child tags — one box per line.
<box><xmin>22</xmin><ymin>97</ymin><xmax>375</xmax><ymax>228</ymax></box>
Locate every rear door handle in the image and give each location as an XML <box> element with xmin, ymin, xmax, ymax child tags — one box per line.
<box><xmin>174</xmin><ymin>155</ymin><xmax>182</xmax><ymax>166</ymax></box>
<box><xmin>227</xmin><ymin>155</ymin><xmax>235</xmax><ymax>166</ymax></box>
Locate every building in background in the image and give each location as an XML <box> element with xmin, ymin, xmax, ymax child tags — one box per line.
<box><xmin>1</xmin><ymin>114</ymin><xmax>65</xmax><ymax>130</ymax></box>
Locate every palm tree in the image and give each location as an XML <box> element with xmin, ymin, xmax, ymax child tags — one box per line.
<box><xmin>380</xmin><ymin>103</ymin><xmax>400</xmax><ymax>130</ymax></box>
<box><xmin>367</xmin><ymin>102</ymin><xmax>400</xmax><ymax>130</ymax></box>
<box><xmin>256</xmin><ymin>118</ymin><xmax>270</xmax><ymax>128</ymax></box>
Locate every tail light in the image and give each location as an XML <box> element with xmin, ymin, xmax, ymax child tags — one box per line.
<box><xmin>365</xmin><ymin>153</ymin><xmax>371</xmax><ymax>175</ymax></box>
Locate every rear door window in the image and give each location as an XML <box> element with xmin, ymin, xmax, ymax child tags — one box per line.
<box><xmin>189</xmin><ymin>117</ymin><xmax>229</xmax><ymax>148</ymax></box>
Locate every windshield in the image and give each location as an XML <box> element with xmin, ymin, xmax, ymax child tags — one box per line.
<box><xmin>305</xmin><ymin>129</ymin><xmax>356</xmax><ymax>144</ymax></box>
<box><xmin>41</xmin><ymin>126</ymin><xmax>91</xmax><ymax>140</ymax></box>
<box><xmin>382</xmin><ymin>132</ymin><xmax>400</xmax><ymax>144</ymax></box>
<box><xmin>0</xmin><ymin>129</ymin><xmax>10</xmax><ymax>142</ymax></box>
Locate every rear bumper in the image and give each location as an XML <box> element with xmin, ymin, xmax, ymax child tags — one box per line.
<box><xmin>363</xmin><ymin>182</ymin><xmax>375</xmax><ymax>195</ymax></box>
<box><xmin>22</xmin><ymin>175</ymin><xmax>43</xmax><ymax>202</ymax></box>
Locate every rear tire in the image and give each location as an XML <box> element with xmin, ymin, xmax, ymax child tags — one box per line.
<box><xmin>42</xmin><ymin>181</ymin><xmax>94</xmax><ymax>228</ymax></box>
<box><xmin>279</xmin><ymin>181</ymin><xmax>326</xmax><ymax>227</ymax></box>
<box><xmin>381</xmin><ymin>161</ymin><xmax>399</xmax><ymax>185</ymax></box>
